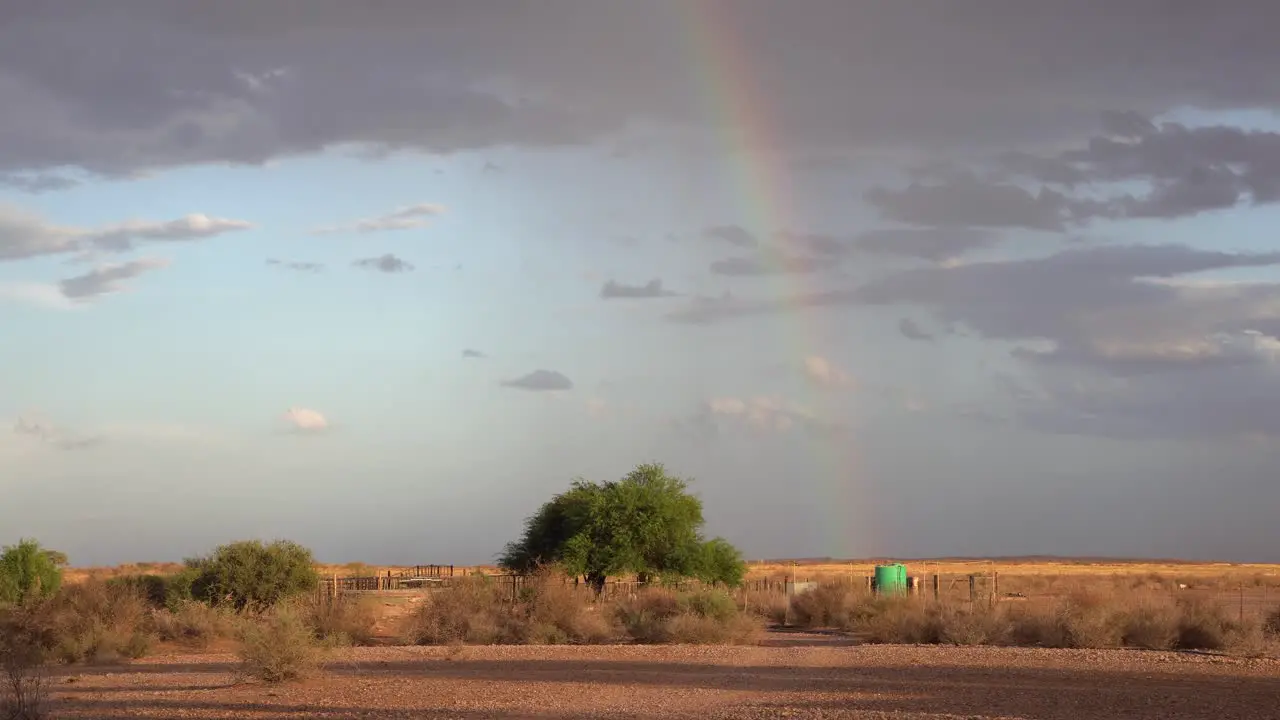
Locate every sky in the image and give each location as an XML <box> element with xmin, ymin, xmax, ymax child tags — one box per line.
<box><xmin>4</xmin><ymin>1</ymin><xmax>1280</xmax><ymax>566</ymax></box>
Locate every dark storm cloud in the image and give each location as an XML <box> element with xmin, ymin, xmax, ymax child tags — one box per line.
<box><xmin>10</xmin><ymin>3</ymin><xmax>1280</xmax><ymax>177</ymax></box>
<box><xmin>669</xmin><ymin>243</ymin><xmax>1280</xmax><ymax>377</ymax></box>
<box><xmin>501</xmin><ymin>369</ymin><xmax>573</xmax><ymax>391</ymax></box>
<box><xmin>864</xmin><ymin>178</ymin><xmax>1074</xmax><ymax>231</ymax></box>
<box><xmin>0</xmin><ymin>172</ymin><xmax>80</xmax><ymax>193</ymax></box>
<box><xmin>599</xmin><ymin>279</ymin><xmax>677</xmax><ymax>299</ymax></box>
<box><xmin>853</xmin><ymin>245</ymin><xmax>1280</xmax><ymax>358</ymax></box>
<box><xmin>977</xmin><ymin>117</ymin><xmax>1280</xmax><ymax>221</ymax></box>
<box><xmin>851</xmin><ymin>228</ymin><xmax>1001</xmax><ymax>262</ymax></box>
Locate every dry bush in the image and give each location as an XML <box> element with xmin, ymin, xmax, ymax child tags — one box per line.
<box><xmin>1032</xmin><ymin>591</ymin><xmax>1124</xmax><ymax>649</ymax></box>
<box><xmin>616</xmin><ymin>587</ymin><xmax>761</xmax><ymax>645</ymax></box>
<box><xmin>515</xmin><ymin>571</ymin><xmax>618</xmax><ymax>645</ymax></box>
<box><xmin>788</xmin><ymin>582</ymin><xmax>861</xmax><ymax>628</ymax></box>
<box><xmin>402</xmin><ymin>571</ymin><xmax>624</xmax><ymax>646</ymax></box>
<box><xmin>151</xmin><ymin>600</ymin><xmax>233</xmax><ymax>649</ymax></box>
<box><xmin>852</xmin><ymin>598</ymin><xmax>944</xmax><ymax>644</ymax></box>
<box><xmin>740</xmin><ymin>588</ymin><xmax>788</xmax><ymax>625</ymax></box>
<box><xmin>936</xmin><ymin>603</ymin><xmax>1010</xmax><ymax>646</ymax></box>
<box><xmin>49</xmin><ymin>580</ymin><xmax>152</xmax><ymax>664</ymax></box>
<box><xmin>236</xmin><ymin>602</ymin><xmax>323</xmax><ymax>683</ymax></box>
<box><xmin>1264</xmin><ymin>605</ymin><xmax>1280</xmax><ymax>637</ymax></box>
<box><xmin>1117</xmin><ymin>597</ymin><xmax>1180</xmax><ymax>650</ymax></box>
<box><xmin>0</xmin><ymin>603</ymin><xmax>57</xmax><ymax>720</ymax></box>
<box><xmin>401</xmin><ymin>576</ymin><xmax>509</xmax><ymax>645</ymax></box>
<box><xmin>301</xmin><ymin>594</ymin><xmax>378</xmax><ymax>647</ymax></box>
<box><xmin>1171</xmin><ymin>596</ymin><xmax>1262</xmax><ymax>653</ymax></box>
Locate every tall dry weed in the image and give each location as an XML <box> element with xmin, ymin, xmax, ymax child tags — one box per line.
<box><xmin>0</xmin><ymin>603</ymin><xmax>56</xmax><ymax>720</ymax></box>
<box><xmin>151</xmin><ymin>600</ymin><xmax>234</xmax><ymax>649</ymax></box>
<box><xmin>302</xmin><ymin>594</ymin><xmax>378</xmax><ymax>647</ymax></box>
<box><xmin>49</xmin><ymin>580</ymin><xmax>152</xmax><ymax>663</ymax></box>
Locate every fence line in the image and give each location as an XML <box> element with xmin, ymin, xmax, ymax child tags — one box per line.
<box><xmin>315</xmin><ymin>567</ymin><xmax>1276</xmax><ymax>620</ymax></box>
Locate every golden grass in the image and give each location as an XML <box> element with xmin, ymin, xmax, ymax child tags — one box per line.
<box><xmin>64</xmin><ymin>557</ymin><xmax>1280</xmax><ymax>601</ymax></box>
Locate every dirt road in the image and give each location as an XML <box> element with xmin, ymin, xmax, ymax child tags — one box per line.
<box><xmin>48</xmin><ymin>636</ymin><xmax>1280</xmax><ymax>719</ymax></box>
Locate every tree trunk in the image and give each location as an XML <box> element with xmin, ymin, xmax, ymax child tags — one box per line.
<box><xmin>587</xmin><ymin>572</ymin><xmax>606</xmax><ymax>595</ymax></box>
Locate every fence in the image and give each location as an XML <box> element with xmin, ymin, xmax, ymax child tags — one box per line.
<box><xmin>319</xmin><ymin>564</ymin><xmax>455</xmax><ymax>594</ymax></box>
<box><xmin>316</xmin><ymin>566</ymin><xmax>1278</xmax><ymax>621</ymax></box>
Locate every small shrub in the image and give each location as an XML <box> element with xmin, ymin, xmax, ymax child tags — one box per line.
<box><xmin>0</xmin><ymin>603</ymin><xmax>57</xmax><ymax>720</ymax></box>
<box><xmin>302</xmin><ymin>594</ymin><xmax>378</xmax><ymax>647</ymax></box>
<box><xmin>616</xmin><ymin>587</ymin><xmax>760</xmax><ymax>645</ymax></box>
<box><xmin>159</xmin><ymin>567</ymin><xmax>200</xmax><ymax>611</ymax></box>
<box><xmin>151</xmin><ymin>601</ymin><xmax>231</xmax><ymax>649</ymax></box>
<box><xmin>1043</xmin><ymin>591</ymin><xmax>1123</xmax><ymax>649</ymax></box>
<box><xmin>741</xmin><ymin>588</ymin><xmax>788</xmax><ymax>625</ymax></box>
<box><xmin>1264</xmin><ymin>605</ymin><xmax>1280</xmax><ymax>637</ymax></box>
<box><xmin>853</xmin><ymin>598</ymin><xmax>943</xmax><ymax>644</ymax></box>
<box><xmin>937</xmin><ymin>603</ymin><xmax>1009</xmax><ymax>646</ymax></box>
<box><xmin>1118</xmin><ymin>598</ymin><xmax>1179</xmax><ymax>650</ymax></box>
<box><xmin>105</xmin><ymin>575</ymin><xmax>168</xmax><ymax>609</ymax></box>
<box><xmin>788</xmin><ymin>582</ymin><xmax>858</xmax><ymax>628</ymax></box>
<box><xmin>236</xmin><ymin>603</ymin><xmax>322</xmax><ymax>683</ymax></box>
<box><xmin>517</xmin><ymin>571</ymin><xmax>618</xmax><ymax>644</ymax></box>
<box><xmin>50</xmin><ymin>580</ymin><xmax>152</xmax><ymax>664</ymax></box>
<box><xmin>1173</xmin><ymin>596</ymin><xmax>1247</xmax><ymax>652</ymax></box>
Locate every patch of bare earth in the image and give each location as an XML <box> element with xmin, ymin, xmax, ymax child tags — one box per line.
<box><xmin>46</xmin><ymin>634</ymin><xmax>1279</xmax><ymax>719</ymax></box>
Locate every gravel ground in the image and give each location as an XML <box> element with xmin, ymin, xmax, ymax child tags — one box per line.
<box><xmin>44</xmin><ymin>635</ymin><xmax>1280</xmax><ymax>720</ymax></box>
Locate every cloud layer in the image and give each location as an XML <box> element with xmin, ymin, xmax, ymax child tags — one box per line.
<box><xmin>10</xmin><ymin>4</ymin><xmax>1280</xmax><ymax>179</ymax></box>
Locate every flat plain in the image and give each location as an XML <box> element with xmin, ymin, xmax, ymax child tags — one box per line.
<box><xmin>46</xmin><ymin>640</ymin><xmax>1280</xmax><ymax>719</ymax></box>
<box><xmin>37</xmin><ymin>558</ymin><xmax>1280</xmax><ymax>719</ymax></box>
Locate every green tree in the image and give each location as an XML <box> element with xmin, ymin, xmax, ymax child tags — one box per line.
<box><xmin>185</xmin><ymin>540</ymin><xmax>319</xmax><ymax>611</ymax></box>
<box><xmin>694</xmin><ymin>537</ymin><xmax>748</xmax><ymax>587</ymax></box>
<box><xmin>499</xmin><ymin>463</ymin><xmax>744</xmax><ymax>592</ymax></box>
<box><xmin>0</xmin><ymin>539</ymin><xmax>64</xmax><ymax>604</ymax></box>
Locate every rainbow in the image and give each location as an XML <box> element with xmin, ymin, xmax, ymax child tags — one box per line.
<box><xmin>679</xmin><ymin>0</ymin><xmax>874</xmax><ymax>556</ymax></box>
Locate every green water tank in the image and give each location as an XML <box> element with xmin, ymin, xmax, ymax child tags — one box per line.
<box><xmin>873</xmin><ymin>563</ymin><xmax>908</xmax><ymax>595</ymax></box>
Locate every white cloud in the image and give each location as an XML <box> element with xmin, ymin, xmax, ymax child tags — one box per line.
<box><xmin>0</xmin><ymin>205</ymin><xmax>252</xmax><ymax>262</ymax></box>
<box><xmin>312</xmin><ymin>203</ymin><xmax>446</xmax><ymax>235</ymax></box>
<box><xmin>88</xmin><ymin>214</ymin><xmax>253</xmax><ymax>252</ymax></box>
<box><xmin>284</xmin><ymin>407</ymin><xmax>329</xmax><ymax>432</ymax></box>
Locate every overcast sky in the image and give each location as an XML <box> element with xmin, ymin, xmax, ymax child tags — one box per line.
<box><xmin>5</xmin><ymin>1</ymin><xmax>1280</xmax><ymax>565</ymax></box>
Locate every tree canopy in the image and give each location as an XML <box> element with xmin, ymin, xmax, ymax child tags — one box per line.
<box><xmin>182</xmin><ymin>539</ymin><xmax>319</xmax><ymax>611</ymax></box>
<box><xmin>499</xmin><ymin>463</ymin><xmax>747</xmax><ymax>591</ymax></box>
<box><xmin>0</xmin><ymin>538</ymin><xmax>64</xmax><ymax>605</ymax></box>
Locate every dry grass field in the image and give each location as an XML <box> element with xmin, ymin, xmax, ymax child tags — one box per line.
<box><xmin>64</xmin><ymin>557</ymin><xmax>1280</xmax><ymax>584</ymax></box>
<box><xmin>11</xmin><ymin>558</ymin><xmax>1279</xmax><ymax>719</ymax></box>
